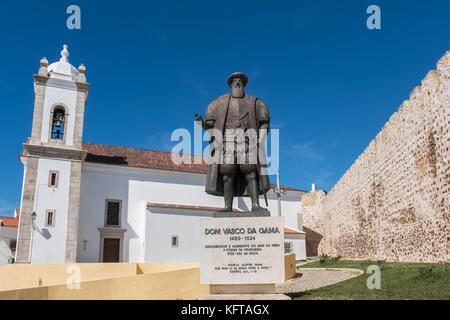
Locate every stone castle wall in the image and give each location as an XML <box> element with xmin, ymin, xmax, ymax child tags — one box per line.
<box><xmin>302</xmin><ymin>52</ymin><xmax>449</xmax><ymax>262</ymax></box>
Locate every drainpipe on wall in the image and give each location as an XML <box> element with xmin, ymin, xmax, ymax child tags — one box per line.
<box><xmin>29</xmin><ymin>211</ymin><xmax>37</xmax><ymax>263</ymax></box>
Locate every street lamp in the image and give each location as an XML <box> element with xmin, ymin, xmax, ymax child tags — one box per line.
<box><xmin>273</xmin><ymin>172</ymin><xmax>287</xmax><ymax>217</ymax></box>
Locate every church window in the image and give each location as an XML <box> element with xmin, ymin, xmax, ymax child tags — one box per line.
<box><xmin>51</xmin><ymin>107</ymin><xmax>66</xmax><ymax>140</ymax></box>
<box><xmin>45</xmin><ymin>210</ymin><xmax>56</xmax><ymax>227</ymax></box>
<box><xmin>48</xmin><ymin>171</ymin><xmax>59</xmax><ymax>188</ymax></box>
<box><xmin>105</xmin><ymin>200</ymin><xmax>122</xmax><ymax>227</ymax></box>
<box><xmin>171</xmin><ymin>235</ymin><xmax>178</xmax><ymax>248</ymax></box>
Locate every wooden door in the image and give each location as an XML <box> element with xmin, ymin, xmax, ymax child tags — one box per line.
<box><xmin>103</xmin><ymin>238</ymin><xmax>120</xmax><ymax>262</ymax></box>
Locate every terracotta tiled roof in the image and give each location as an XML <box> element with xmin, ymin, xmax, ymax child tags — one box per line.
<box><xmin>82</xmin><ymin>142</ymin><xmax>306</xmax><ymax>192</ymax></box>
<box><xmin>270</xmin><ymin>184</ymin><xmax>306</xmax><ymax>192</ymax></box>
<box><xmin>0</xmin><ymin>210</ymin><xmax>20</xmax><ymax>228</ymax></box>
<box><xmin>284</xmin><ymin>226</ymin><xmax>305</xmax><ymax>234</ymax></box>
<box><xmin>82</xmin><ymin>142</ymin><xmax>207</xmax><ymax>174</ymax></box>
<box><xmin>147</xmin><ymin>202</ymin><xmax>242</xmax><ymax>213</ymax></box>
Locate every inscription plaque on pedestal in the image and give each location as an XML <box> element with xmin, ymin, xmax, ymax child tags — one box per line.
<box><xmin>200</xmin><ymin>216</ymin><xmax>285</xmax><ymax>284</ymax></box>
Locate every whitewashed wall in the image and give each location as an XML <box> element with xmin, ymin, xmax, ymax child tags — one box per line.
<box><xmin>0</xmin><ymin>226</ymin><xmax>18</xmax><ymax>248</ymax></box>
<box><xmin>0</xmin><ymin>226</ymin><xmax>17</xmax><ymax>265</ymax></box>
<box><xmin>0</xmin><ymin>238</ymin><xmax>12</xmax><ymax>266</ymax></box>
<box><xmin>264</xmin><ymin>193</ymin><xmax>302</xmax><ymax>228</ymax></box>
<box><xmin>285</xmin><ymin>235</ymin><xmax>306</xmax><ymax>260</ymax></box>
<box><xmin>145</xmin><ymin>208</ymin><xmax>212</xmax><ymax>262</ymax></box>
<box><xmin>30</xmin><ymin>158</ymin><xmax>71</xmax><ymax>264</ymax></box>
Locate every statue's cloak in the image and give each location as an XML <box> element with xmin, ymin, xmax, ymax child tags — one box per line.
<box><xmin>204</xmin><ymin>93</ymin><xmax>271</xmax><ymax>197</ymax></box>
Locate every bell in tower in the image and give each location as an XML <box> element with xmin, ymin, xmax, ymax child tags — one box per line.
<box><xmin>51</xmin><ymin>108</ymin><xmax>65</xmax><ymax>140</ymax></box>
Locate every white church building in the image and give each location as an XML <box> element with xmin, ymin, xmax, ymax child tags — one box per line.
<box><xmin>15</xmin><ymin>45</ymin><xmax>307</xmax><ymax>265</ymax></box>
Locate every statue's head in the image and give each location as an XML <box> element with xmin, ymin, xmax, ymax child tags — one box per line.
<box><xmin>227</xmin><ymin>72</ymin><xmax>248</xmax><ymax>98</ymax></box>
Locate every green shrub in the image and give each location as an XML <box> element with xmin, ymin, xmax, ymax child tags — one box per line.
<box><xmin>319</xmin><ymin>253</ymin><xmax>329</xmax><ymax>264</ymax></box>
<box><xmin>318</xmin><ymin>254</ymin><xmax>342</xmax><ymax>263</ymax></box>
<box><xmin>418</xmin><ymin>265</ymin><xmax>436</xmax><ymax>275</ymax></box>
<box><xmin>330</xmin><ymin>255</ymin><xmax>342</xmax><ymax>262</ymax></box>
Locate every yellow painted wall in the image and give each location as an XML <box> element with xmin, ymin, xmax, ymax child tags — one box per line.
<box><xmin>49</xmin><ymin>267</ymin><xmax>209</xmax><ymax>300</ymax></box>
<box><xmin>0</xmin><ymin>263</ymin><xmax>138</xmax><ymax>291</ymax></box>
<box><xmin>284</xmin><ymin>253</ymin><xmax>296</xmax><ymax>280</ymax></box>
<box><xmin>0</xmin><ymin>287</ymin><xmax>48</xmax><ymax>300</ymax></box>
<box><xmin>0</xmin><ymin>263</ymin><xmax>209</xmax><ymax>300</ymax></box>
<box><xmin>137</xmin><ymin>262</ymin><xmax>200</xmax><ymax>274</ymax></box>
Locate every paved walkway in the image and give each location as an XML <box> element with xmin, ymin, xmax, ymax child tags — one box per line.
<box><xmin>199</xmin><ymin>269</ymin><xmax>363</xmax><ymax>300</ymax></box>
<box><xmin>275</xmin><ymin>268</ymin><xmax>364</xmax><ymax>294</ymax></box>
<box><xmin>295</xmin><ymin>261</ymin><xmax>310</xmax><ymax>267</ymax></box>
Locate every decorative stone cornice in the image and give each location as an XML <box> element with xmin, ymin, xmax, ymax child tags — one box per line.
<box><xmin>23</xmin><ymin>143</ymin><xmax>87</xmax><ymax>162</ymax></box>
<box><xmin>97</xmin><ymin>227</ymin><xmax>127</xmax><ymax>235</ymax></box>
<box><xmin>33</xmin><ymin>74</ymin><xmax>49</xmax><ymax>86</ymax></box>
<box><xmin>33</xmin><ymin>74</ymin><xmax>89</xmax><ymax>92</ymax></box>
<box><xmin>75</xmin><ymin>81</ymin><xmax>90</xmax><ymax>92</ymax></box>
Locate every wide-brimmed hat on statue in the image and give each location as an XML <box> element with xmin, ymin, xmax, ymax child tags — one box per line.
<box><xmin>227</xmin><ymin>72</ymin><xmax>248</xmax><ymax>87</ymax></box>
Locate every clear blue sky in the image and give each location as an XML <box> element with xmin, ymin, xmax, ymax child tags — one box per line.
<box><xmin>0</xmin><ymin>0</ymin><xmax>449</xmax><ymax>216</ymax></box>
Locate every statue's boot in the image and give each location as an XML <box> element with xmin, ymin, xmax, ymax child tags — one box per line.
<box><xmin>251</xmin><ymin>205</ymin><xmax>270</xmax><ymax>214</ymax></box>
<box><xmin>246</xmin><ymin>173</ymin><xmax>269</xmax><ymax>213</ymax></box>
<box><xmin>251</xmin><ymin>205</ymin><xmax>269</xmax><ymax>212</ymax></box>
<box><xmin>221</xmin><ymin>173</ymin><xmax>234</xmax><ymax>212</ymax></box>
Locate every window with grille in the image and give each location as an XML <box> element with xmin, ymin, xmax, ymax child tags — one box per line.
<box><xmin>105</xmin><ymin>200</ymin><xmax>121</xmax><ymax>227</ymax></box>
<box><xmin>284</xmin><ymin>242</ymin><xmax>293</xmax><ymax>254</ymax></box>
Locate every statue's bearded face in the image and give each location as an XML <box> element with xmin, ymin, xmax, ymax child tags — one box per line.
<box><xmin>231</xmin><ymin>78</ymin><xmax>245</xmax><ymax>98</ymax></box>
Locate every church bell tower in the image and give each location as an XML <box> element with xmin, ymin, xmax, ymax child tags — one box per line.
<box><xmin>16</xmin><ymin>45</ymin><xmax>90</xmax><ymax>263</ymax></box>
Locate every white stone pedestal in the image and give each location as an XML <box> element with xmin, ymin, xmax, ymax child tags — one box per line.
<box><xmin>200</xmin><ymin>216</ymin><xmax>285</xmax><ymax>297</ymax></box>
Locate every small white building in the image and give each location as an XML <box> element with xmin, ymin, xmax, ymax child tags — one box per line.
<box><xmin>15</xmin><ymin>45</ymin><xmax>307</xmax><ymax>265</ymax></box>
<box><xmin>0</xmin><ymin>209</ymin><xmax>19</xmax><ymax>265</ymax></box>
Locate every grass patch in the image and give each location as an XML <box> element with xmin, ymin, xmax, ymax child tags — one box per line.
<box><xmin>291</xmin><ymin>260</ymin><xmax>450</xmax><ymax>300</ymax></box>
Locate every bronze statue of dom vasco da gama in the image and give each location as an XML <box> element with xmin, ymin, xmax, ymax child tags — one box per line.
<box><xmin>195</xmin><ymin>72</ymin><xmax>272</xmax><ymax>216</ymax></box>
